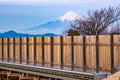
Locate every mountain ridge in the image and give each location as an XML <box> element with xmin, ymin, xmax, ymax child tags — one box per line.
<box><xmin>0</xmin><ymin>30</ymin><xmax>58</xmax><ymax>38</ymax></box>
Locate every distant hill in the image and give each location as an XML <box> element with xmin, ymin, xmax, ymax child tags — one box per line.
<box><xmin>0</xmin><ymin>30</ymin><xmax>58</xmax><ymax>38</ymax></box>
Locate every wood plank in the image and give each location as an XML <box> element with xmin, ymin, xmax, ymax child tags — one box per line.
<box><xmin>53</xmin><ymin>36</ymin><xmax>60</xmax><ymax>67</ymax></box>
<box><xmin>103</xmin><ymin>71</ymin><xmax>120</xmax><ymax>80</ymax></box>
<box><xmin>4</xmin><ymin>38</ymin><xmax>8</xmax><ymax>61</ymax></box>
<box><xmin>20</xmin><ymin>77</ymin><xmax>34</xmax><ymax>80</ymax></box>
<box><xmin>44</xmin><ymin>37</ymin><xmax>51</xmax><ymax>67</ymax></box>
<box><xmin>63</xmin><ymin>36</ymin><xmax>71</xmax><ymax>69</ymax></box>
<box><xmin>99</xmin><ymin>35</ymin><xmax>111</xmax><ymax>72</ymax></box>
<box><xmin>15</xmin><ymin>38</ymin><xmax>20</xmax><ymax>62</ymax></box>
<box><xmin>29</xmin><ymin>37</ymin><xmax>34</xmax><ymax>64</ymax></box>
<box><xmin>74</xmin><ymin>36</ymin><xmax>83</xmax><ymax>70</ymax></box>
<box><xmin>114</xmin><ymin>35</ymin><xmax>120</xmax><ymax>72</ymax></box>
<box><xmin>36</xmin><ymin>37</ymin><xmax>42</xmax><ymax>65</ymax></box>
<box><xmin>22</xmin><ymin>38</ymin><xmax>26</xmax><ymax>63</ymax></box>
<box><xmin>9</xmin><ymin>38</ymin><xmax>13</xmax><ymax>62</ymax></box>
<box><xmin>0</xmin><ymin>71</ymin><xmax>7</xmax><ymax>77</ymax></box>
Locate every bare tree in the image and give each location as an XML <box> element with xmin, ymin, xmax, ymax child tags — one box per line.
<box><xmin>65</xmin><ymin>6</ymin><xmax>120</xmax><ymax>35</ymax></box>
<box><xmin>110</xmin><ymin>23</ymin><xmax>120</xmax><ymax>34</ymax></box>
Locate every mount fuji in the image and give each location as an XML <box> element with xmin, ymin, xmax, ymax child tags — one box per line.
<box><xmin>25</xmin><ymin>11</ymin><xmax>82</xmax><ymax>35</ymax></box>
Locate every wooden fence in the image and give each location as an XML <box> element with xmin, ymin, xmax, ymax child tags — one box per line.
<box><xmin>0</xmin><ymin>35</ymin><xmax>120</xmax><ymax>74</ymax></box>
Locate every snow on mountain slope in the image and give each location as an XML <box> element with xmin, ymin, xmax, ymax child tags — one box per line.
<box><xmin>58</xmin><ymin>11</ymin><xmax>81</xmax><ymax>21</ymax></box>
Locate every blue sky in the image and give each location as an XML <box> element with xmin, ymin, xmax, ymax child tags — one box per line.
<box><xmin>0</xmin><ymin>0</ymin><xmax>119</xmax><ymax>32</ymax></box>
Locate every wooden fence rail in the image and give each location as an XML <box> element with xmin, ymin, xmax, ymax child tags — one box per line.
<box><xmin>0</xmin><ymin>35</ymin><xmax>120</xmax><ymax>74</ymax></box>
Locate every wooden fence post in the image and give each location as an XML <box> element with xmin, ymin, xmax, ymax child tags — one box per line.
<box><xmin>42</xmin><ymin>37</ymin><xmax>45</xmax><ymax>67</ymax></box>
<box><xmin>83</xmin><ymin>36</ymin><xmax>86</xmax><ymax>72</ymax></box>
<box><xmin>60</xmin><ymin>36</ymin><xmax>63</xmax><ymax>69</ymax></box>
<box><xmin>110</xmin><ymin>34</ymin><xmax>114</xmax><ymax>74</ymax></box>
<box><xmin>34</xmin><ymin>37</ymin><xmax>36</xmax><ymax>66</ymax></box>
<box><xmin>50</xmin><ymin>37</ymin><xmax>54</xmax><ymax>68</ymax></box>
<box><xmin>2</xmin><ymin>38</ymin><xmax>4</xmax><ymax>62</ymax></box>
<box><xmin>13</xmin><ymin>38</ymin><xmax>15</xmax><ymax>63</ymax></box>
<box><xmin>26</xmin><ymin>37</ymin><xmax>29</xmax><ymax>65</ymax></box>
<box><xmin>7</xmin><ymin>38</ymin><xmax>10</xmax><ymax>62</ymax></box>
<box><xmin>20</xmin><ymin>37</ymin><xmax>22</xmax><ymax>64</ymax></box>
<box><xmin>96</xmin><ymin>35</ymin><xmax>99</xmax><ymax>73</ymax></box>
<box><xmin>71</xmin><ymin>36</ymin><xmax>74</xmax><ymax>70</ymax></box>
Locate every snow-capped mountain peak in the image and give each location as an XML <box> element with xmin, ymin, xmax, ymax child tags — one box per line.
<box><xmin>26</xmin><ymin>11</ymin><xmax>82</xmax><ymax>34</ymax></box>
<box><xmin>58</xmin><ymin>11</ymin><xmax>81</xmax><ymax>21</ymax></box>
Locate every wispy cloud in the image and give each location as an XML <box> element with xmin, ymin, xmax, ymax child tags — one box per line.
<box><xmin>0</xmin><ymin>0</ymin><xmax>116</xmax><ymax>5</ymax></box>
<box><xmin>0</xmin><ymin>0</ymin><xmax>72</xmax><ymax>5</ymax></box>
